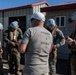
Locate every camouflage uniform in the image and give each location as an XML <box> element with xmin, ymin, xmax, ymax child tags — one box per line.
<box><xmin>68</xmin><ymin>29</ymin><xmax>76</xmax><ymax>75</ymax></box>
<box><xmin>47</xmin><ymin>27</ymin><xmax>65</xmax><ymax>75</ymax></box>
<box><xmin>0</xmin><ymin>41</ymin><xmax>3</xmax><ymax>75</ymax></box>
<box><xmin>0</xmin><ymin>23</ymin><xmax>4</xmax><ymax>75</ymax></box>
<box><xmin>4</xmin><ymin>28</ymin><xmax>23</xmax><ymax>75</ymax></box>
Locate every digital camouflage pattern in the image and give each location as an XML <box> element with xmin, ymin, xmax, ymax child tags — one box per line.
<box><xmin>4</xmin><ymin>27</ymin><xmax>23</xmax><ymax>75</ymax></box>
<box><xmin>68</xmin><ymin>29</ymin><xmax>76</xmax><ymax>75</ymax></box>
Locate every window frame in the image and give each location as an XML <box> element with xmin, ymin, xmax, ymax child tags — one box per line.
<box><xmin>55</xmin><ymin>16</ymin><xmax>66</xmax><ymax>27</ymax></box>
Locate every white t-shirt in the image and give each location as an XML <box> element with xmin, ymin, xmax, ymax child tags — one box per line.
<box><xmin>21</xmin><ymin>26</ymin><xmax>53</xmax><ymax>75</ymax></box>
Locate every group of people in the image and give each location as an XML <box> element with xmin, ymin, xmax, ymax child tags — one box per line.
<box><xmin>0</xmin><ymin>11</ymin><xmax>76</xmax><ymax>75</ymax></box>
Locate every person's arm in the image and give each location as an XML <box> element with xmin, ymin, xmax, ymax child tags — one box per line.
<box><xmin>16</xmin><ymin>28</ymin><xmax>23</xmax><ymax>46</ymax></box>
<box><xmin>55</xmin><ymin>30</ymin><xmax>65</xmax><ymax>48</ymax></box>
<box><xmin>0</xmin><ymin>42</ymin><xmax>3</xmax><ymax>55</ymax></box>
<box><xmin>50</xmin><ymin>34</ymin><xmax>54</xmax><ymax>53</ymax></box>
<box><xmin>70</xmin><ymin>40</ymin><xmax>76</xmax><ymax>49</ymax></box>
<box><xmin>18</xmin><ymin>29</ymin><xmax>31</xmax><ymax>53</ymax></box>
<box><xmin>3</xmin><ymin>30</ymin><xmax>14</xmax><ymax>45</ymax></box>
<box><xmin>18</xmin><ymin>43</ymin><xmax>27</xmax><ymax>53</ymax></box>
<box><xmin>18</xmin><ymin>28</ymin><xmax>23</xmax><ymax>40</ymax></box>
<box><xmin>0</xmin><ymin>48</ymin><xmax>3</xmax><ymax>55</ymax></box>
<box><xmin>67</xmin><ymin>29</ymin><xmax>76</xmax><ymax>49</ymax></box>
<box><xmin>66</xmin><ymin>36</ymin><xmax>76</xmax><ymax>49</ymax></box>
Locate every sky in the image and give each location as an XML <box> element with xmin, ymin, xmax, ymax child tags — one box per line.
<box><xmin>0</xmin><ymin>0</ymin><xmax>75</xmax><ymax>9</ymax></box>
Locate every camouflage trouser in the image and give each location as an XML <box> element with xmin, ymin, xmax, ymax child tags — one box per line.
<box><xmin>49</xmin><ymin>51</ymin><xmax>57</xmax><ymax>75</ymax></box>
<box><xmin>0</xmin><ymin>58</ymin><xmax>3</xmax><ymax>75</ymax></box>
<box><xmin>8</xmin><ymin>48</ymin><xmax>20</xmax><ymax>74</ymax></box>
<box><xmin>70</xmin><ymin>55</ymin><xmax>76</xmax><ymax>75</ymax></box>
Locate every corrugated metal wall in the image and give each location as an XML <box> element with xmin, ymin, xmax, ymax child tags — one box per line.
<box><xmin>3</xmin><ymin>8</ymin><xmax>33</xmax><ymax>30</ymax></box>
<box><xmin>2</xmin><ymin>3</ymin><xmax>47</xmax><ymax>31</ymax></box>
<box><xmin>33</xmin><ymin>4</ymin><xmax>47</xmax><ymax>12</ymax></box>
<box><xmin>45</xmin><ymin>9</ymin><xmax>76</xmax><ymax>59</ymax></box>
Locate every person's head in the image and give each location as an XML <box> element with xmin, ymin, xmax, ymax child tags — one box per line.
<box><xmin>30</xmin><ymin>12</ymin><xmax>45</xmax><ymax>27</ymax></box>
<box><xmin>0</xmin><ymin>23</ymin><xmax>3</xmax><ymax>31</ymax></box>
<box><xmin>46</xmin><ymin>19</ymin><xmax>56</xmax><ymax>31</ymax></box>
<box><xmin>10</xmin><ymin>21</ymin><xmax>19</xmax><ymax>31</ymax></box>
<box><xmin>71</xmin><ymin>12</ymin><xmax>76</xmax><ymax>27</ymax></box>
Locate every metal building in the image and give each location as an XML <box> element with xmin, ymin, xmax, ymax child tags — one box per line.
<box><xmin>41</xmin><ymin>2</ymin><xmax>76</xmax><ymax>59</ymax></box>
<box><xmin>0</xmin><ymin>1</ymin><xmax>49</xmax><ymax>31</ymax></box>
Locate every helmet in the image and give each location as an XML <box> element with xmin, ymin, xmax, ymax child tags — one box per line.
<box><xmin>10</xmin><ymin>21</ymin><xmax>19</xmax><ymax>29</ymax></box>
<box><xmin>30</xmin><ymin>12</ymin><xmax>45</xmax><ymax>21</ymax></box>
<box><xmin>0</xmin><ymin>23</ymin><xmax>3</xmax><ymax>30</ymax></box>
<box><xmin>71</xmin><ymin>12</ymin><xmax>76</xmax><ymax>20</ymax></box>
<box><xmin>47</xmin><ymin>19</ymin><xmax>56</xmax><ymax>28</ymax></box>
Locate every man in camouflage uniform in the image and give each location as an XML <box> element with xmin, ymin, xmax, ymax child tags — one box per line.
<box><xmin>0</xmin><ymin>23</ymin><xmax>4</xmax><ymax>75</ymax></box>
<box><xmin>66</xmin><ymin>12</ymin><xmax>76</xmax><ymax>75</ymax></box>
<box><xmin>46</xmin><ymin>19</ymin><xmax>65</xmax><ymax>75</ymax></box>
<box><xmin>4</xmin><ymin>21</ymin><xmax>23</xmax><ymax>75</ymax></box>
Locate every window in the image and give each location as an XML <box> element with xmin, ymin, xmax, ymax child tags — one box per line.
<box><xmin>55</xmin><ymin>16</ymin><xmax>66</xmax><ymax>27</ymax></box>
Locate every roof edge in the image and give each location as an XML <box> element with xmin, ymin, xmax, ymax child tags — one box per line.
<box><xmin>41</xmin><ymin>2</ymin><xmax>76</xmax><ymax>12</ymax></box>
<box><xmin>0</xmin><ymin>1</ymin><xmax>50</xmax><ymax>12</ymax></box>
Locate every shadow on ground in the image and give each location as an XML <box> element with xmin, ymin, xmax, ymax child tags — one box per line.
<box><xmin>56</xmin><ymin>58</ymin><xmax>71</xmax><ymax>75</ymax></box>
<box><xmin>3</xmin><ymin>58</ymin><xmax>71</xmax><ymax>75</ymax></box>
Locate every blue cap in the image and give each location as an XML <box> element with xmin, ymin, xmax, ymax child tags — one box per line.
<box><xmin>10</xmin><ymin>21</ymin><xmax>19</xmax><ymax>29</ymax></box>
<box><xmin>47</xmin><ymin>19</ymin><xmax>56</xmax><ymax>28</ymax></box>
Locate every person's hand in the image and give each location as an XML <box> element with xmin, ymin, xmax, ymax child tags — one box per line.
<box><xmin>0</xmin><ymin>48</ymin><xmax>3</xmax><ymax>55</ymax></box>
<box><xmin>12</xmin><ymin>42</ymin><xmax>16</xmax><ymax>46</ymax></box>
<box><xmin>16</xmin><ymin>42</ymin><xmax>20</xmax><ymax>46</ymax></box>
<box><xmin>53</xmin><ymin>45</ymin><xmax>57</xmax><ymax>50</ymax></box>
<box><xmin>15</xmin><ymin>41</ymin><xmax>21</xmax><ymax>46</ymax></box>
<box><xmin>50</xmin><ymin>45</ymin><xmax>57</xmax><ymax>53</ymax></box>
<box><xmin>66</xmin><ymin>37</ymin><xmax>74</xmax><ymax>45</ymax></box>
